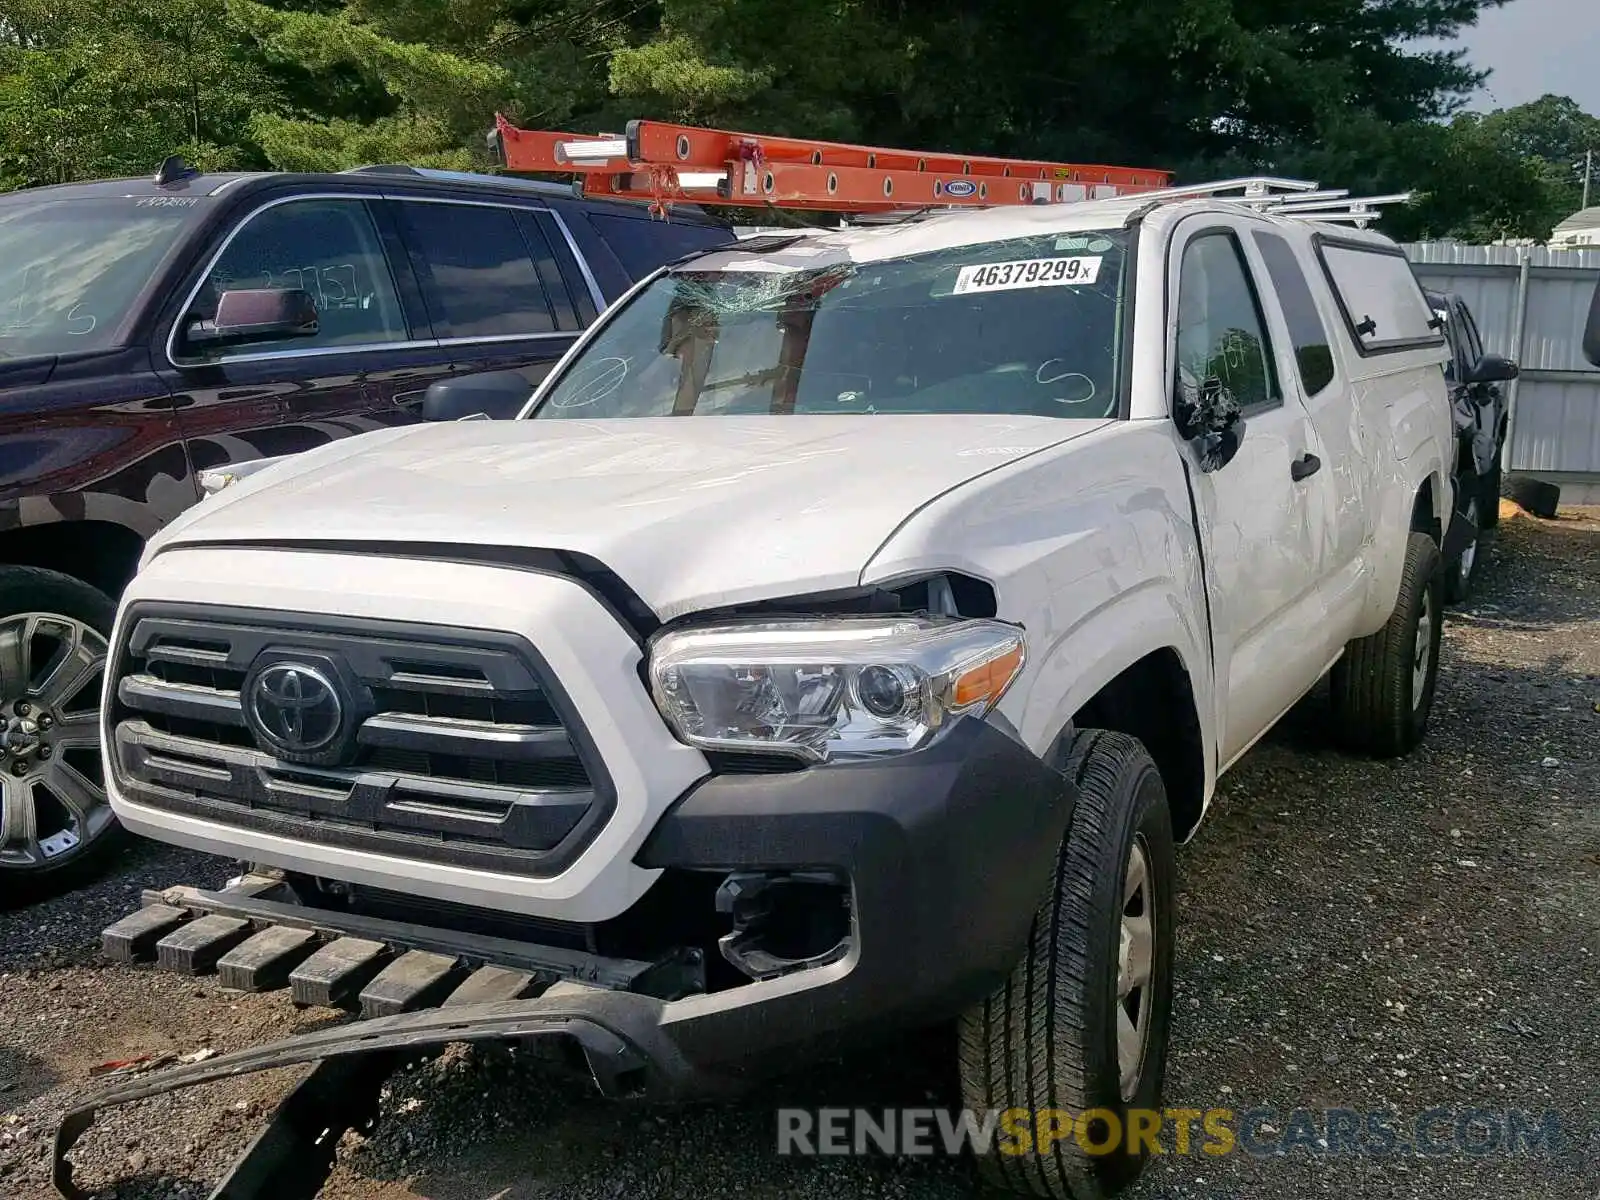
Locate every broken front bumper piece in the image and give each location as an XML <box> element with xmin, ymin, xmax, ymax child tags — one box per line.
<box><xmin>53</xmin><ymin>998</ymin><xmax>684</xmax><ymax>1200</ymax></box>
<box><xmin>55</xmin><ymin>878</ymin><xmax>712</xmax><ymax>1200</ymax></box>
<box><xmin>56</xmin><ymin>716</ymin><xmax>1078</xmax><ymax>1198</ymax></box>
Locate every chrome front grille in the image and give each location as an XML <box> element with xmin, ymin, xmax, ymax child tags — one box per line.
<box><xmin>107</xmin><ymin>605</ymin><xmax>613</xmax><ymax>877</ymax></box>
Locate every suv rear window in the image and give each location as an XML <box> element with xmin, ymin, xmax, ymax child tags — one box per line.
<box><xmin>584</xmin><ymin>212</ymin><xmax>735</xmax><ymax>280</ymax></box>
<box><xmin>399</xmin><ymin>202</ymin><xmax>559</xmax><ymax>338</ymax></box>
<box><xmin>0</xmin><ymin>197</ymin><xmax>199</xmax><ymax>357</ymax></box>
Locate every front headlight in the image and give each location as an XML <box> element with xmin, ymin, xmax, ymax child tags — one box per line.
<box><xmin>647</xmin><ymin>617</ymin><xmax>1026</xmax><ymax>763</ymax></box>
<box><xmin>197</xmin><ymin>454</ymin><xmax>290</xmax><ymax>497</ymax></box>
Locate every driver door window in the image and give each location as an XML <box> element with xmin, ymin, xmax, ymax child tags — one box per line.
<box><xmin>1175</xmin><ymin>233</ymin><xmax>1280</xmax><ymax>412</ymax></box>
<box><xmin>176</xmin><ymin>198</ymin><xmax>409</xmax><ymax>362</ymax></box>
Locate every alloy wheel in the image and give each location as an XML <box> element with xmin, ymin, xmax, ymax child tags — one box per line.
<box><xmin>0</xmin><ymin>614</ymin><xmax>110</xmax><ymax>870</ymax></box>
<box><xmin>1116</xmin><ymin>834</ymin><xmax>1157</xmax><ymax>1101</ymax></box>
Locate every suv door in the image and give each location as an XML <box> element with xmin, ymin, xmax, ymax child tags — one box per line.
<box><xmin>1453</xmin><ymin>298</ymin><xmax>1505</xmax><ymax>477</ymax></box>
<box><xmin>158</xmin><ymin>192</ymin><xmax>431</xmax><ymax>475</ymax></box>
<box><xmin>390</xmin><ymin>198</ymin><xmax>594</xmax><ymax>406</ymax></box>
<box><xmin>1169</xmin><ymin>219</ymin><xmax>1336</xmax><ymax>765</ymax></box>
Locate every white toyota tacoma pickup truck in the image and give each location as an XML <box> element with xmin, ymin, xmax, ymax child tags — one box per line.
<box><xmin>80</xmin><ymin>193</ymin><xmax>1455</xmax><ymax>1199</ymax></box>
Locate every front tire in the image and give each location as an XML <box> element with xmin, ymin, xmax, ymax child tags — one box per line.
<box><xmin>0</xmin><ymin>567</ymin><xmax>122</xmax><ymax>906</ymax></box>
<box><xmin>959</xmin><ymin>730</ymin><xmax>1176</xmax><ymax>1199</ymax></box>
<box><xmin>1329</xmin><ymin>532</ymin><xmax>1442</xmax><ymax>758</ymax></box>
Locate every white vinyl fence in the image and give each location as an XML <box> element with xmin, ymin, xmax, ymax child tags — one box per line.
<box><xmin>1402</xmin><ymin>242</ymin><xmax>1600</xmax><ymax>498</ymax></box>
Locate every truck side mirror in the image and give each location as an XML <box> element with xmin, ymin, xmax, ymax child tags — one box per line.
<box><xmin>1584</xmin><ymin>279</ymin><xmax>1600</xmax><ymax>368</ymax></box>
<box><xmin>1174</xmin><ymin>373</ymin><xmax>1245</xmax><ymax>472</ymax></box>
<box><xmin>421</xmin><ymin>371</ymin><xmax>534</xmax><ymax>421</ymax></box>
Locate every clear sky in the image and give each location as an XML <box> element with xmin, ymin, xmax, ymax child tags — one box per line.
<box><xmin>1441</xmin><ymin>0</ymin><xmax>1600</xmax><ymax>114</ymax></box>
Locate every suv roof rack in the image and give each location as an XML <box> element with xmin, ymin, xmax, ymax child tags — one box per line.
<box><xmin>337</xmin><ymin>159</ymin><xmax>725</xmax><ymax>222</ymax></box>
<box><xmin>488</xmin><ymin>116</ymin><xmax>1410</xmax><ymax>228</ymax></box>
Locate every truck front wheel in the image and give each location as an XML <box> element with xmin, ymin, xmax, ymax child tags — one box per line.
<box><xmin>958</xmin><ymin>730</ymin><xmax>1176</xmax><ymax>1199</ymax></box>
<box><xmin>1329</xmin><ymin>531</ymin><xmax>1443</xmax><ymax>757</ymax></box>
<box><xmin>0</xmin><ymin>567</ymin><xmax>121</xmax><ymax>905</ymax></box>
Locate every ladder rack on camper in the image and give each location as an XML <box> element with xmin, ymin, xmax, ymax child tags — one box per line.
<box><xmin>1145</xmin><ymin>176</ymin><xmax>1415</xmax><ymax>228</ymax></box>
<box><xmin>488</xmin><ymin>115</ymin><xmax>1411</xmax><ymax>228</ymax></box>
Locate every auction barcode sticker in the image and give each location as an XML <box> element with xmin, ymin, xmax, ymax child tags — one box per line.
<box><xmin>951</xmin><ymin>256</ymin><xmax>1102</xmax><ymax>294</ymax></box>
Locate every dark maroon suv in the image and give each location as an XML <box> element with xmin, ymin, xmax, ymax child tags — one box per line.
<box><xmin>0</xmin><ymin>160</ymin><xmax>733</xmax><ymax>898</ymax></box>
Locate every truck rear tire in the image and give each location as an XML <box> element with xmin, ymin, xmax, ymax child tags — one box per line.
<box><xmin>0</xmin><ymin>567</ymin><xmax>122</xmax><ymax>906</ymax></box>
<box><xmin>1329</xmin><ymin>532</ymin><xmax>1442</xmax><ymax>758</ymax></box>
<box><xmin>958</xmin><ymin>730</ymin><xmax>1176</xmax><ymax>1199</ymax></box>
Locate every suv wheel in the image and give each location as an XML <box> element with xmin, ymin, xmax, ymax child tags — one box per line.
<box><xmin>0</xmin><ymin>567</ymin><xmax>120</xmax><ymax>904</ymax></box>
<box><xmin>1329</xmin><ymin>531</ymin><xmax>1442</xmax><ymax>758</ymax></box>
<box><xmin>1443</xmin><ymin>479</ymin><xmax>1482</xmax><ymax>605</ymax></box>
<box><xmin>1480</xmin><ymin>455</ymin><xmax>1502</xmax><ymax>530</ymax></box>
<box><xmin>959</xmin><ymin>730</ymin><xmax>1176</xmax><ymax>1199</ymax></box>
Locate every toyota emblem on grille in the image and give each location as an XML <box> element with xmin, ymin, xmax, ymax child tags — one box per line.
<box><xmin>247</xmin><ymin>663</ymin><xmax>344</xmax><ymax>755</ymax></box>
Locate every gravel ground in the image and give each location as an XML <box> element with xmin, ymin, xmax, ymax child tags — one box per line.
<box><xmin>2</xmin><ymin>504</ymin><xmax>1596</xmax><ymax>1200</ymax></box>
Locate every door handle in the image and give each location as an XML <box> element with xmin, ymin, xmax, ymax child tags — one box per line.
<box><xmin>1290</xmin><ymin>452</ymin><xmax>1321</xmax><ymax>481</ymax></box>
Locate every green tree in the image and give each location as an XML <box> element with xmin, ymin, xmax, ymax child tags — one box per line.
<box><xmin>0</xmin><ymin>0</ymin><xmax>274</xmax><ymax>188</ymax></box>
<box><xmin>227</xmin><ymin>0</ymin><xmax>633</xmax><ymax>170</ymax></box>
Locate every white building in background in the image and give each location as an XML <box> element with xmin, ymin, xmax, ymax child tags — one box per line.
<box><xmin>1550</xmin><ymin>206</ymin><xmax>1600</xmax><ymax>247</ymax></box>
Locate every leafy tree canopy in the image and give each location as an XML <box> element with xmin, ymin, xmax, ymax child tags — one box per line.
<box><xmin>1</xmin><ymin>0</ymin><xmax>1595</xmax><ymax>240</ymax></box>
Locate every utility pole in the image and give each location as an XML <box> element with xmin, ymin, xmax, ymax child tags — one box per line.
<box><xmin>1586</xmin><ymin>148</ymin><xmax>1594</xmax><ymax>211</ymax></box>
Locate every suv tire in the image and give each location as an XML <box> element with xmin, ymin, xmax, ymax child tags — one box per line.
<box><xmin>0</xmin><ymin>567</ymin><xmax>121</xmax><ymax>906</ymax></box>
<box><xmin>959</xmin><ymin>730</ymin><xmax>1176</xmax><ymax>1199</ymax></box>
<box><xmin>1443</xmin><ymin>474</ymin><xmax>1482</xmax><ymax>605</ymax></box>
<box><xmin>1329</xmin><ymin>531</ymin><xmax>1442</xmax><ymax>758</ymax></box>
<box><xmin>1479</xmin><ymin>457</ymin><xmax>1502</xmax><ymax>529</ymax></box>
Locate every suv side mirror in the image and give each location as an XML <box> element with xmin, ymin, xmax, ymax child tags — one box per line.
<box><xmin>1465</xmin><ymin>353</ymin><xmax>1518</xmax><ymax>385</ymax></box>
<box><xmin>1174</xmin><ymin>373</ymin><xmax>1245</xmax><ymax>472</ymax></box>
<box><xmin>1584</xmin><ymin>279</ymin><xmax>1600</xmax><ymax>368</ymax></box>
<box><xmin>422</xmin><ymin>370</ymin><xmax>534</xmax><ymax>421</ymax></box>
<box><xmin>186</xmin><ymin>288</ymin><xmax>319</xmax><ymax>350</ymax></box>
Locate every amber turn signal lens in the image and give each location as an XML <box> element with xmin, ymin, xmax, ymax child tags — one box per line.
<box><xmin>953</xmin><ymin>644</ymin><xmax>1024</xmax><ymax>709</ymax></box>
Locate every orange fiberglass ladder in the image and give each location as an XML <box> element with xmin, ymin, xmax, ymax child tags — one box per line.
<box><xmin>489</xmin><ymin>113</ymin><xmax>1175</xmax><ymax>214</ymax></box>
<box><xmin>487</xmin><ymin>115</ymin><xmax>1417</xmax><ymax>228</ymax></box>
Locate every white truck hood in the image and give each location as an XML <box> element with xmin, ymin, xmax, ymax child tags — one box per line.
<box><xmin>152</xmin><ymin>415</ymin><xmax>1110</xmax><ymax>620</ymax></box>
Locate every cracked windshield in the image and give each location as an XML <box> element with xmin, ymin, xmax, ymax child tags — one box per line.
<box><xmin>533</xmin><ymin>231</ymin><xmax>1128</xmax><ymax>420</ymax></box>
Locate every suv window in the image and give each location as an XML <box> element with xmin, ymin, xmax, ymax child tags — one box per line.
<box><xmin>181</xmin><ymin>198</ymin><xmax>408</xmax><ymax>360</ymax></box>
<box><xmin>1253</xmin><ymin>231</ymin><xmax>1335</xmax><ymax>397</ymax></box>
<box><xmin>399</xmin><ymin>202</ymin><xmax>558</xmax><ymax>339</ymax></box>
<box><xmin>514</xmin><ymin>213</ymin><xmax>584</xmax><ymax>333</ymax></box>
<box><xmin>1175</xmin><ymin>232</ymin><xmax>1279</xmax><ymax>410</ymax></box>
<box><xmin>584</xmin><ymin>212</ymin><xmax>734</xmax><ymax>279</ymax></box>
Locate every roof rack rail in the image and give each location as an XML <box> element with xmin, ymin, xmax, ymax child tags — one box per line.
<box><xmin>1133</xmin><ymin>175</ymin><xmax>1414</xmax><ymax>228</ymax></box>
<box><xmin>489</xmin><ymin>115</ymin><xmax>1173</xmax><ymax>214</ymax></box>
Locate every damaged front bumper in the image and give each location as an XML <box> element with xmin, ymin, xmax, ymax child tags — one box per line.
<box><xmin>55</xmin><ymin>717</ymin><xmax>1076</xmax><ymax>1198</ymax></box>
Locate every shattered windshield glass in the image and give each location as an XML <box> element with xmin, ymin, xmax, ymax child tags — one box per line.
<box><xmin>529</xmin><ymin>230</ymin><xmax>1130</xmax><ymax>420</ymax></box>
